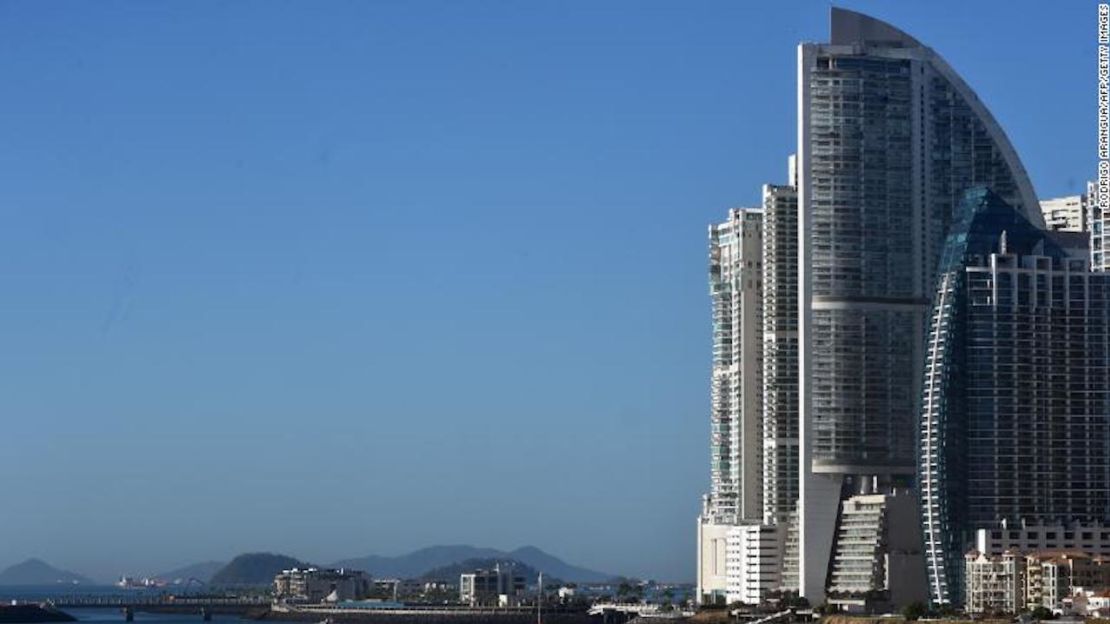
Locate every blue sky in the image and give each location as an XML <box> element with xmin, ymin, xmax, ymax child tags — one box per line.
<box><xmin>0</xmin><ymin>0</ymin><xmax>1095</xmax><ymax>582</ymax></box>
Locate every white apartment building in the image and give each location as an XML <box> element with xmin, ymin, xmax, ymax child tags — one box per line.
<box><xmin>273</xmin><ymin>568</ymin><xmax>372</xmax><ymax>603</ymax></box>
<box><xmin>1065</xmin><ymin>588</ymin><xmax>1110</xmax><ymax>617</ymax></box>
<box><xmin>1041</xmin><ymin>193</ymin><xmax>1090</xmax><ymax>232</ymax></box>
<box><xmin>1037</xmin><ymin>181</ymin><xmax>1110</xmax><ymax>272</ymax></box>
<box><xmin>725</xmin><ymin>524</ymin><xmax>782</xmax><ymax>605</ymax></box>
<box><xmin>964</xmin><ymin>551</ymin><xmax>1023</xmax><ymax>614</ymax></box>
<box><xmin>698</xmin><ymin>158</ymin><xmax>801</xmax><ymax>606</ymax></box>
<box><xmin>1024</xmin><ymin>552</ymin><xmax>1110</xmax><ymax>612</ymax></box>
<box><xmin>1038</xmin><ymin>183</ymin><xmax>1110</xmax><ymax>273</ymax></box>
<box><xmin>706</xmin><ymin>207</ymin><xmax>764</xmax><ymax>525</ymax></box>
<box><xmin>965</xmin><ymin>551</ymin><xmax>1110</xmax><ymax>614</ymax></box>
<box><xmin>697</xmin><ymin>520</ymin><xmax>731</xmax><ymax>604</ymax></box>
<box><xmin>459</xmin><ymin>564</ymin><xmax>525</xmax><ymax>606</ymax></box>
<box><xmin>698</xmin><ymin>206</ymin><xmax>765</xmax><ymax>606</ymax></box>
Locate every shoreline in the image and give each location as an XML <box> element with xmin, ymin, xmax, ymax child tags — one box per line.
<box><xmin>252</xmin><ymin>606</ymin><xmax>605</xmax><ymax>624</ymax></box>
<box><xmin>0</xmin><ymin>604</ymin><xmax>77</xmax><ymax>623</ymax></box>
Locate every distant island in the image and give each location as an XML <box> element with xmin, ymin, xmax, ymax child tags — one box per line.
<box><xmin>331</xmin><ymin>545</ymin><xmax>613</xmax><ymax>583</ymax></box>
<box><xmin>209</xmin><ymin>553</ymin><xmax>310</xmax><ymax>587</ymax></box>
<box><xmin>0</xmin><ymin>559</ymin><xmax>92</xmax><ymax>586</ymax></box>
<box><xmin>0</xmin><ymin>545</ymin><xmax>617</xmax><ymax>588</ymax></box>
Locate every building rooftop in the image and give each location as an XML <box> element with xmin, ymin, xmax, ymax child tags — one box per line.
<box><xmin>830</xmin><ymin>7</ymin><xmax>923</xmax><ymax>48</ymax></box>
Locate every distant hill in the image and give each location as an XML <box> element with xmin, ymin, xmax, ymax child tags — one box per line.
<box><xmin>156</xmin><ymin>561</ymin><xmax>225</xmax><ymax>584</ymax></box>
<box><xmin>505</xmin><ymin>546</ymin><xmax>610</xmax><ymax>583</ymax></box>
<box><xmin>420</xmin><ymin>557</ymin><xmax>551</xmax><ymax>584</ymax></box>
<box><xmin>0</xmin><ymin>558</ymin><xmax>93</xmax><ymax>585</ymax></box>
<box><xmin>209</xmin><ymin>553</ymin><xmax>308</xmax><ymax>587</ymax></box>
<box><xmin>332</xmin><ymin>546</ymin><xmax>502</xmax><ymax>579</ymax></box>
<box><xmin>332</xmin><ymin>545</ymin><xmax>612</xmax><ymax>582</ymax></box>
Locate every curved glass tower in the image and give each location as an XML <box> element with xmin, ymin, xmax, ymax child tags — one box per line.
<box><xmin>797</xmin><ymin>8</ymin><xmax>1044</xmax><ymax>604</ymax></box>
<box><xmin>919</xmin><ymin>188</ymin><xmax>1110</xmax><ymax>606</ymax></box>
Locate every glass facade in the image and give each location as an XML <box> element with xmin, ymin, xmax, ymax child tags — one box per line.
<box><xmin>762</xmin><ymin>183</ymin><xmax>800</xmax><ymax>527</ymax></box>
<box><xmin>804</xmin><ymin>47</ymin><xmax>1035</xmax><ymax>474</ymax></box>
<box><xmin>799</xmin><ymin>8</ymin><xmax>1048</xmax><ymax>602</ymax></box>
<box><xmin>919</xmin><ymin>188</ymin><xmax>1110</xmax><ymax>605</ymax></box>
<box><xmin>806</xmin><ymin>54</ymin><xmax>916</xmax><ymax>471</ymax></box>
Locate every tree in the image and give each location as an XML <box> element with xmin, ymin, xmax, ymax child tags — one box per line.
<box><xmin>902</xmin><ymin>601</ymin><xmax>928</xmax><ymax>621</ymax></box>
<box><xmin>617</xmin><ymin>582</ymin><xmax>633</xmax><ymax>599</ymax></box>
<box><xmin>616</xmin><ymin>581</ymin><xmax>643</xmax><ymax>603</ymax></box>
<box><xmin>785</xmin><ymin>595</ymin><xmax>810</xmax><ymax>609</ymax></box>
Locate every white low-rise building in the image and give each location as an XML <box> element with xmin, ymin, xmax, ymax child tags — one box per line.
<box><xmin>964</xmin><ymin>550</ymin><xmax>1023</xmax><ymax>614</ymax></box>
<box><xmin>1066</xmin><ymin>588</ymin><xmax>1110</xmax><ymax>617</ymax></box>
<box><xmin>964</xmin><ymin>547</ymin><xmax>1110</xmax><ymax>614</ymax></box>
<box><xmin>273</xmin><ymin>568</ymin><xmax>372</xmax><ymax>603</ymax></box>
<box><xmin>697</xmin><ymin>519</ymin><xmax>731</xmax><ymax>605</ymax></box>
<box><xmin>725</xmin><ymin>524</ymin><xmax>782</xmax><ymax>605</ymax></box>
<box><xmin>1040</xmin><ymin>193</ymin><xmax>1091</xmax><ymax>232</ymax></box>
<box><xmin>459</xmin><ymin>564</ymin><xmax>526</xmax><ymax>606</ymax></box>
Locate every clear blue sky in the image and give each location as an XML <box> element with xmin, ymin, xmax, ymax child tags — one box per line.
<box><xmin>0</xmin><ymin>0</ymin><xmax>1095</xmax><ymax>582</ymax></box>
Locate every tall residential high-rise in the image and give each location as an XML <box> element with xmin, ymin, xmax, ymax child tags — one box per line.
<box><xmin>697</xmin><ymin>157</ymin><xmax>801</xmax><ymax>605</ymax></box>
<box><xmin>796</xmin><ymin>8</ymin><xmax>1044</xmax><ymax>605</ymax></box>
<box><xmin>918</xmin><ymin>188</ymin><xmax>1110</xmax><ymax>606</ymax></box>
<box><xmin>707</xmin><ymin>207</ymin><xmax>765</xmax><ymax>525</ymax></box>
<box><xmin>761</xmin><ymin>167</ymin><xmax>800</xmax><ymax>530</ymax></box>
<box><xmin>698</xmin><ymin>207</ymin><xmax>764</xmax><ymax>604</ymax></box>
